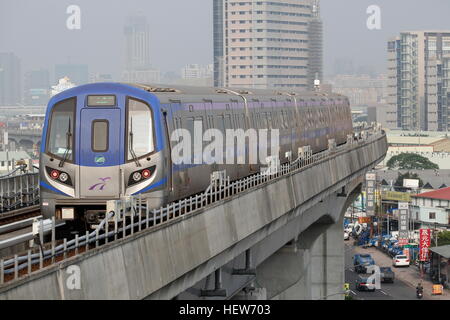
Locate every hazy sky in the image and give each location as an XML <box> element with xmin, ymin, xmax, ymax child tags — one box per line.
<box><xmin>1</xmin><ymin>0</ymin><xmax>450</xmax><ymax>80</ymax></box>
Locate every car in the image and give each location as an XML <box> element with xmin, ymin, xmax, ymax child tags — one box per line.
<box><xmin>380</xmin><ymin>267</ymin><xmax>395</xmax><ymax>283</ymax></box>
<box><xmin>354</xmin><ymin>254</ymin><xmax>375</xmax><ymax>273</ymax></box>
<box><xmin>393</xmin><ymin>255</ymin><xmax>410</xmax><ymax>267</ymax></box>
<box><xmin>355</xmin><ymin>275</ymin><xmax>376</xmax><ymax>292</ymax></box>
<box><xmin>344</xmin><ymin>232</ymin><xmax>350</xmax><ymax>241</ymax></box>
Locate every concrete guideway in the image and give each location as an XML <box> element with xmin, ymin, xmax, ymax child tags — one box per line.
<box><xmin>0</xmin><ymin>130</ymin><xmax>388</xmax><ymax>300</ymax></box>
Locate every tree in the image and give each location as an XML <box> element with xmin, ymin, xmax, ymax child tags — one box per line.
<box><xmin>394</xmin><ymin>172</ymin><xmax>423</xmax><ymax>188</ymax></box>
<box><xmin>432</xmin><ymin>231</ymin><xmax>450</xmax><ymax>247</ymax></box>
<box><xmin>387</xmin><ymin>153</ymin><xmax>439</xmax><ymax>170</ymax></box>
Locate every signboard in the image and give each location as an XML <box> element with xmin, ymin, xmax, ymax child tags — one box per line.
<box><xmin>419</xmin><ymin>229</ymin><xmax>431</xmax><ymax>261</ymax></box>
<box><xmin>365</xmin><ymin>173</ymin><xmax>377</xmax><ymax>217</ymax></box>
<box><xmin>403</xmin><ymin>248</ymin><xmax>410</xmax><ymax>261</ymax></box>
<box><xmin>398</xmin><ymin>202</ymin><xmax>409</xmax><ymax>246</ymax></box>
<box><xmin>382</xmin><ymin>191</ymin><xmax>411</xmax><ymax>202</ymax></box>
<box><xmin>403</xmin><ymin>179</ymin><xmax>419</xmax><ymax>189</ymax></box>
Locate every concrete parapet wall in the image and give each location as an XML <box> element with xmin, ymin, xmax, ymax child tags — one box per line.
<box><xmin>0</xmin><ymin>135</ymin><xmax>388</xmax><ymax>300</ymax></box>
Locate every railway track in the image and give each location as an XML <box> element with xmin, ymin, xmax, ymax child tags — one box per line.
<box><xmin>0</xmin><ymin>205</ymin><xmax>41</xmax><ymax>226</ymax></box>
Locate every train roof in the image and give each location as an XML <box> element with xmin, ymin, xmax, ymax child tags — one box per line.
<box><xmin>123</xmin><ymin>83</ymin><xmax>348</xmax><ymax>102</ymax></box>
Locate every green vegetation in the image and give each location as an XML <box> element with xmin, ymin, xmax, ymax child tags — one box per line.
<box><xmin>433</xmin><ymin>231</ymin><xmax>450</xmax><ymax>247</ymax></box>
<box><xmin>387</xmin><ymin>153</ymin><xmax>439</xmax><ymax>170</ymax></box>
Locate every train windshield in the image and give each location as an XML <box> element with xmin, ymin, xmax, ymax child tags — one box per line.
<box><xmin>46</xmin><ymin>98</ymin><xmax>75</xmax><ymax>160</ymax></box>
<box><xmin>127</xmin><ymin>98</ymin><xmax>154</xmax><ymax>161</ymax></box>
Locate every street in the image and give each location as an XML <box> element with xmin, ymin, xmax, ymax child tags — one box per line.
<box><xmin>345</xmin><ymin>242</ymin><xmax>422</xmax><ymax>300</ymax></box>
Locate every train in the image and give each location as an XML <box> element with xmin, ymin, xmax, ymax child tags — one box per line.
<box><xmin>39</xmin><ymin>83</ymin><xmax>353</xmax><ymax>228</ymax></box>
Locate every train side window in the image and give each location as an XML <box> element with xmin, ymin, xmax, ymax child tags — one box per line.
<box><xmin>92</xmin><ymin>120</ymin><xmax>109</xmax><ymax>152</ymax></box>
<box><xmin>267</xmin><ymin>112</ymin><xmax>273</xmax><ymax>129</ymax></box>
<box><xmin>224</xmin><ymin>114</ymin><xmax>233</xmax><ymax>130</ymax></box>
<box><xmin>216</xmin><ymin>116</ymin><xmax>225</xmax><ymax>134</ymax></box>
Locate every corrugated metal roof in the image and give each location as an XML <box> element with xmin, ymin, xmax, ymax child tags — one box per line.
<box><xmin>430</xmin><ymin>245</ymin><xmax>450</xmax><ymax>259</ymax></box>
<box><xmin>415</xmin><ymin>186</ymin><xmax>450</xmax><ymax>201</ymax></box>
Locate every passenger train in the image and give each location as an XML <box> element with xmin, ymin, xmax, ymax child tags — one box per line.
<box><xmin>40</xmin><ymin>83</ymin><xmax>353</xmax><ymax>227</ymax></box>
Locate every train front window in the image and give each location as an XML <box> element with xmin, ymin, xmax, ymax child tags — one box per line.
<box><xmin>127</xmin><ymin>98</ymin><xmax>154</xmax><ymax>161</ymax></box>
<box><xmin>92</xmin><ymin>120</ymin><xmax>109</xmax><ymax>152</ymax></box>
<box><xmin>46</xmin><ymin>98</ymin><xmax>75</xmax><ymax>160</ymax></box>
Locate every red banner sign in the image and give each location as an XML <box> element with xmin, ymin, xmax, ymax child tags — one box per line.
<box><xmin>419</xmin><ymin>229</ymin><xmax>431</xmax><ymax>261</ymax></box>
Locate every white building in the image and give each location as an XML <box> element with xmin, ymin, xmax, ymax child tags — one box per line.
<box><xmin>0</xmin><ymin>151</ymin><xmax>31</xmax><ymax>173</ymax></box>
<box><xmin>411</xmin><ymin>187</ymin><xmax>450</xmax><ymax>227</ymax></box>
<box><xmin>181</xmin><ymin>64</ymin><xmax>213</xmax><ymax>80</ymax></box>
<box><xmin>51</xmin><ymin>77</ymin><xmax>76</xmax><ymax>96</ymax></box>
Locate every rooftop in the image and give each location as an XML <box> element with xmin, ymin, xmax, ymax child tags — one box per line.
<box><xmin>414</xmin><ymin>186</ymin><xmax>450</xmax><ymax>201</ymax></box>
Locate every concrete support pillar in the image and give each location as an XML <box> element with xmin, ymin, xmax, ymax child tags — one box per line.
<box><xmin>309</xmin><ymin>213</ymin><xmax>345</xmax><ymax>300</ymax></box>
<box><xmin>255</xmin><ymin>186</ymin><xmax>358</xmax><ymax>300</ymax></box>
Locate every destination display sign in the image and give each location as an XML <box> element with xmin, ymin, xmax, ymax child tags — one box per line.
<box><xmin>87</xmin><ymin>95</ymin><xmax>116</xmax><ymax>107</ymax></box>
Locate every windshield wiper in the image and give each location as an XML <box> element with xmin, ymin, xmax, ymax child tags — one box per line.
<box><xmin>59</xmin><ymin>120</ymin><xmax>72</xmax><ymax>168</ymax></box>
<box><xmin>129</xmin><ymin>117</ymin><xmax>142</xmax><ymax>167</ymax></box>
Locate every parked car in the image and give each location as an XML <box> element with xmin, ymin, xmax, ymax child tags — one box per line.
<box><xmin>393</xmin><ymin>255</ymin><xmax>410</xmax><ymax>267</ymax></box>
<box><xmin>380</xmin><ymin>267</ymin><xmax>395</xmax><ymax>283</ymax></box>
<box><xmin>344</xmin><ymin>232</ymin><xmax>350</xmax><ymax>241</ymax></box>
<box><xmin>355</xmin><ymin>275</ymin><xmax>376</xmax><ymax>292</ymax></box>
<box><xmin>354</xmin><ymin>254</ymin><xmax>375</xmax><ymax>273</ymax></box>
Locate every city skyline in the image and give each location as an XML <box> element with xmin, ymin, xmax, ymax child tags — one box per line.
<box><xmin>1</xmin><ymin>0</ymin><xmax>450</xmax><ymax>79</ymax></box>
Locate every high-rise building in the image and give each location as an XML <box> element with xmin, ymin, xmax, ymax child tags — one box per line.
<box><xmin>55</xmin><ymin>64</ymin><xmax>89</xmax><ymax>86</ymax></box>
<box><xmin>123</xmin><ymin>15</ymin><xmax>160</xmax><ymax>84</ymax></box>
<box><xmin>124</xmin><ymin>15</ymin><xmax>151</xmax><ymax>71</ymax></box>
<box><xmin>24</xmin><ymin>69</ymin><xmax>50</xmax><ymax>106</ymax></box>
<box><xmin>213</xmin><ymin>0</ymin><xmax>323</xmax><ymax>90</ymax></box>
<box><xmin>387</xmin><ymin>31</ymin><xmax>450</xmax><ymax>132</ymax></box>
<box><xmin>0</xmin><ymin>52</ymin><xmax>21</xmax><ymax>106</ymax></box>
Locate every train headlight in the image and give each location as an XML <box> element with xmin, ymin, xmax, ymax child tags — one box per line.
<box><xmin>132</xmin><ymin>172</ymin><xmax>142</xmax><ymax>182</ymax></box>
<box><xmin>142</xmin><ymin>169</ymin><xmax>151</xmax><ymax>179</ymax></box>
<box><xmin>59</xmin><ymin>172</ymin><xmax>69</xmax><ymax>183</ymax></box>
<box><xmin>50</xmin><ymin>170</ymin><xmax>60</xmax><ymax>180</ymax></box>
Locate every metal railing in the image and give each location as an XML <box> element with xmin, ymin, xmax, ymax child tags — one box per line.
<box><xmin>0</xmin><ymin>123</ymin><xmax>385</xmax><ymax>285</ymax></box>
<box><xmin>0</xmin><ymin>163</ymin><xmax>39</xmax><ymax>215</ymax></box>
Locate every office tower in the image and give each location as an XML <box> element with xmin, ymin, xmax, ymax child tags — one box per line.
<box><xmin>213</xmin><ymin>0</ymin><xmax>323</xmax><ymax>90</ymax></box>
<box><xmin>123</xmin><ymin>15</ymin><xmax>160</xmax><ymax>83</ymax></box>
<box><xmin>55</xmin><ymin>64</ymin><xmax>89</xmax><ymax>86</ymax></box>
<box><xmin>307</xmin><ymin>0</ymin><xmax>323</xmax><ymax>89</ymax></box>
<box><xmin>0</xmin><ymin>52</ymin><xmax>21</xmax><ymax>106</ymax></box>
<box><xmin>24</xmin><ymin>69</ymin><xmax>50</xmax><ymax>105</ymax></box>
<box><xmin>387</xmin><ymin>31</ymin><xmax>450</xmax><ymax>131</ymax></box>
<box><xmin>124</xmin><ymin>15</ymin><xmax>151</xmax><ymax>71</ymax></box>
<box><xmin>213</xmin><ymin>0</ymin><xmax>225</xmax><ymax>87</ymax></box>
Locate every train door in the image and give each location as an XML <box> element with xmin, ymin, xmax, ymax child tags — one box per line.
<box><xmin>79</xmin><ymin>108</ymin><xmax>121</xmax><ymax>198</ymax></box>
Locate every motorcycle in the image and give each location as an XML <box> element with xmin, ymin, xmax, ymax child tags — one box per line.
<box><xmin>416</xmin><ymin>289</ymin><xmax>423</xmax><ymax>299</ymax></box>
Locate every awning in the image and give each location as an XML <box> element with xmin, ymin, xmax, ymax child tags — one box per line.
<box><xmin>430</xmin><ymin>245</ymin><xmax>450</xmax><ymax>259</ymax></box>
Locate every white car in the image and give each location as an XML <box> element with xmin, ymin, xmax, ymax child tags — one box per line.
<box><xmin>393</xmin><ymin>255</ymin><xmax>410</xmax><ymax>267</ymax></box>
<box><xmin>344</xmin><ymin>232</ymin><xmax>350</xmax><ymax>241</ymax></box>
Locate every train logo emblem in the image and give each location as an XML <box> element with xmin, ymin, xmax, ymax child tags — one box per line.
<box><xmin>89</xmin><ymin>177</ymin><xmax>111</xmax><ymax>191</ymax></box>
<box><xmin>95</xmin><ymin>156</ymin><xmax>106</xmax><ymax>165</ymax></box>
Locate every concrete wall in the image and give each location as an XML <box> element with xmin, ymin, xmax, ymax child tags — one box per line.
<box><xmin>0</xmin><ymin>135</ymin><xmax>388</xmax><ymax>300</ymax></box>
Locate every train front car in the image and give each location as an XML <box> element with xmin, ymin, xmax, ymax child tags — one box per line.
<box><xmin>40</xmin><ymin>83</ymin><xmax>168</xmax><ymax>228</ymax></box>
